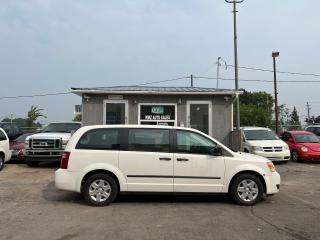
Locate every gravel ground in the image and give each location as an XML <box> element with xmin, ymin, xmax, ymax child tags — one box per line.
<box><xmin>0</xmin><ymin>161</ymin><xmax>319</xmax><ymax>240</ymax></box>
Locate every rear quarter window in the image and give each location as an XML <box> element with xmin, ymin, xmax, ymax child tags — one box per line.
<box><xmin>76</xmin><ymin>129</ymin><xmax>120</xmax><ymax>150</ymax></box>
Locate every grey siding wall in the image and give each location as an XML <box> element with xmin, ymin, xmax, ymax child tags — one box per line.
<box><xmin>81</xmin><ymin>94</ymin><xmax>233</xmax><ymax>146</ymax></box>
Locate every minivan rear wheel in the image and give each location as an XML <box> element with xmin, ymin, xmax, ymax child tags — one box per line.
<box><xmin>83</xmin><ymin>173</ymin><xmax>118</xmax><ymax>206</ymax></box>
<box><xmin>230</xmin><ymin>174</ymin><xmax>263</xmax><ymax>205</ymax></box>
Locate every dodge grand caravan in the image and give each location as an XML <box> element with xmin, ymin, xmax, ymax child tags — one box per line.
<box><xmin>55</xmin><ymin>125</ymin><xmax>280</xmax><ymax>206</ymax></box>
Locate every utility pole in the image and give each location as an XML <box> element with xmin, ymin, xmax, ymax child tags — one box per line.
<box><xmin>216</xmin><ymin>57</ymin><xmax>228</xmax><ymax>89</ymax></box>
<box><xmin>306</xmin><ymin>102</ymin><xmax>311</xmax><ymax>119</ymax></box>
<box><xmin>190</xmin><ymin>74</ymin><xmax>194</xmax><ymax>88</ymax></box>
<box><xmin>10</xmin><ymin>114</ymin><xmax>13</xmax><ymax>124</ymax></box>
<box><xmin>225</xmin><ymin>0</ymin><xmax>244</xmax><ymax>130</ymax></box>
<box><xmin>272</xmin><ymin>51</ymin><xmax>280</xmax><ymax>134</ymax></box>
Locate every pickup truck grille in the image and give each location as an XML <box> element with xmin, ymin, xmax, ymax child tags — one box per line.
<box><xmin>262</xmin><ymin>146</ymin><xmax>283</xmax><ymax>152</ymax></box>
<box><xmin>30</xmin><ymin>139</ymin><xmax>61</xmax><ymax>149</ymax></box>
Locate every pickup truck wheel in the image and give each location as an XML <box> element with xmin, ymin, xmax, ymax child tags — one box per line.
<box><xmin>26</xmin><ymin>160</ymin><xmax>38</xmax><ymax>167</ymax></box>
<box><xmin>83</xmin><ymin>173</ymin><xmax>118</xmax><ymax>206</ymax></box>
<box><xmin>0</xmin><ymin>156</ymin><xmax>4</xmax><ymax>171</ymax></box>
<box><xmin>230</xmin><ymin>174</ymin><xmax>263</xmax><ymax>206</ymax></box>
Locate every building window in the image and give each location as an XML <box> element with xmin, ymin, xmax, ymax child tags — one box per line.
<box><xmin>139</xmin><ymin>104</ymin><xmax>176</xmax><ymax>126</ymax></box>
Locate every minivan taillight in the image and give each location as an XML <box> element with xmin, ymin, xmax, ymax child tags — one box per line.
<box><xmin>61</xmin><ymin>151</ymin><xmax>70</xmax><ymax>169</ymax></box>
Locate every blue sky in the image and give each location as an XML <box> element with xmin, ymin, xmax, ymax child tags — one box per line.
<box><xmin>1</xmin><ymin>0</ymin><xmax>320</xmax><ymax>123</ymax></box>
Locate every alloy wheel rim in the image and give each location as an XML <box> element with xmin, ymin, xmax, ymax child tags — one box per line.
<box><xmin>89</xmin><ymin>179</ymin><xmax>111</xmax><ymax>203</ymax></box>
<box><xmin>237</xmin><ymin>179</ymin><xmax>259</xmax><ymax>202</ymax></box>
<box><xmin>292</xmin><ymin>152</ymin><xmax>298</xmax><ymax>161</ymax></box>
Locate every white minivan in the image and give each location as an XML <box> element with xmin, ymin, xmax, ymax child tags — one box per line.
<box><xmin>55</xmin><ymin>125</ymin><xmax>280</xmax><ymax>206</ymax></box>
<box><xmin>0</xmin><ymin>128</ymin><xmax>12</xmax><ymax>171</ymax></box>
<box><xmin>242</xmin><ymin>127</ymin><xmax>290</xmax><ymax>162</ymax></box>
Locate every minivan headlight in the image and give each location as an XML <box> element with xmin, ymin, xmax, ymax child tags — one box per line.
<box><xmin>283</xmin><ymin>145</ymin><xmax>289</xmax><ymax>150</ymax></box>
<box><xmin>267</xmin><ymin>162</ymin><xmax>276</xmax><ymax>172</ymax></box>
<box><xmin>252</xmin><ymin>146</ymin><xmax>263</xmax><ymax>151</ymax></box>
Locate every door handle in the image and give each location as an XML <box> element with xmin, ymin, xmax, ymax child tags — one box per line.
<box><xmin>159</xmin><ymin>157</ymin><xmax>171</xmax><ymax>161</ymax></box>
<box><xmin>177</xmin><ymin>158</ymin><xmax>189</xmax><ymax>162</ymax></box>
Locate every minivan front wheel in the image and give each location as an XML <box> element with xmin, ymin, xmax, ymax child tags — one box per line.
<box><xmin>0</xmin><ymin>156</ymin><xmax>4</xmax><ymax>171</ymax></box>
<box><xmin>83</xmin><ymin>173</ymin><xmax>118</xmax><ymax>206</ymax></box>
<box><xmin>230</xmin><ymin>174</ymin><xmax>263</xmax><ymax>205</ymax></box>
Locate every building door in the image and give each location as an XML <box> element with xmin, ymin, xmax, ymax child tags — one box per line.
<box><xmin>186</xmin><ymin>101</ymin><xmax>212</xmax><ymax>135</ymax></box>
<box><xmin>103</xmin><ymin>100</ymin><xmax>128</xmax><ymax>124</ymax></box>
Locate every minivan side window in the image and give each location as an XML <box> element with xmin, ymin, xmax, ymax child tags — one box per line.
<box><xmin>128</xmin><ymin>129</ymin><xmax>170</xmax><ymax>152</ymax></box>
<box><xmin>176</xmin><ymin>130</ymin><xmax>217</xmax><ymax>155</ymax></box>
<box><xmin>76</xmin><ymin>129</ymin><xmax>120</xmax><ymax>150</ymax></box>
<box><xmin>0</xmin><ymin>130</ymin><xmax>7</xmax><ymax>141</ymax></box>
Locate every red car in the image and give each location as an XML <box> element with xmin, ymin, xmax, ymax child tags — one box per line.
<box><xmin>280</xmin><ymin>131</ymin><xmax>320</xmax><ymax>162</ymax></box>
<box><xmin>10</xmin><ymin>133</ymin><xmax>34</xmax><ymax>161</ymax></box>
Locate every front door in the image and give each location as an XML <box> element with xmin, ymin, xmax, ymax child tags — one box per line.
<box><xmin>104</xmin><ymin>100</ymin><xmax>128</xmax><ymax>124</ymax></box>
<box><xmin>187</xmin><ymin>101</ymin><xmax>212</xmax><ymax>135</ymax></box>
<box><xmin>119</xmin><ymin>128</ymin><xmax>174</xmax><ymax>192</ymax></box>
<box><xmin>173</xmin><ymin>130</ymin><xmax>225</xmax><ymax>193</ymax></box>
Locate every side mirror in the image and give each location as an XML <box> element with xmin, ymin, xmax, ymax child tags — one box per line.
<box><xmin>288</xmin><ymin>137</ymin><xmax>294</xmax><ymax>142</ymax></box>
<box><xmin>210</xmin><ymin>146</ymin><xmax>223</xmax><ymax>156</ymax></box>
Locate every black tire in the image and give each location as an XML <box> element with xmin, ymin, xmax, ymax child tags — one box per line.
<box><xmin>291</xmin><ymin>150</ymin><xmax>300</xmax><ymax>162</ymax></box>
<box><xmin>230</xmin><ymin>173</ymin><xmax>264</xmax><ymax>206</ymax></box>
<box><xmin>26</xmin><ymin>160</ymin><xmax>38</xmax><ymax>167</ymax></box>
<box><xmin>0</xmin><ymin>156</ymin><xmax>4</xmax><ymax>171</ymax></box>
<box><xmin>83</xmin><ymin>173</ymin><xmax>118</xmax><ymax>206</ymax></box>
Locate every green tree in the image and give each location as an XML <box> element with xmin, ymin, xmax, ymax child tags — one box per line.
<box><xmin>239</xmin><ymin>90</ymin><xmax>274</xmax><ymax>127</ymax></box>
<box><xmin>26</xmin><ymin>106</ymin><xmax>46</xmax><ymax>127</ymax></box>
<box><xmin>288</xmin><ymin>106</ymin><xmax>301</xmax><ymax>130</ymax></box>
<box><xmin>73</xmin><ymin>114</ymin><xmax>82</xmax><ymax>122</ymax></box>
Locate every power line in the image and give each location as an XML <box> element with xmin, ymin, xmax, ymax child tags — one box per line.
<box><xmin>133</xmin><ymin>76</ymin><xmax>189</xmax><ymax>86</ymax></box>
<box><xmin>0</xmin><ymin>92</ymin><xmax>71</xmax><ymax>100</ymax></box>
<box><xmin>194</xmin><ymin>76</ymin><xmax>320</xmax><ymax>83</ymax></box>
<box><xmin>0</xmin><ymin>76</ymin><xmax>190</xmax><ymax>100</ymax></box>
<box><xmin>227</xmin><ymin>64</ymin><xmax>320</xmax><ymax>77</ymax></box>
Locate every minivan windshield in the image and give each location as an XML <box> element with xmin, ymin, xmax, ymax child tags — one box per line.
<box><xmin>293</xmin><ymin>134</ymin><xmax>320</xmax><ymax>143</ymax></box>
<box><xmin>42</xmin><ymin>123</ymin><xmax>81</xmax><ymax>133</ymax></box>
<box><xmin>244</xmin><ymin>129</ymin><xmax>279</xmax><ymax>141</ymax></box>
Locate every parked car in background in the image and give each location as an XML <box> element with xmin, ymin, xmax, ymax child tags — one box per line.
<box><xmin>0</xmin><ymin>122</ymin><xmax>23</xmax><ymax>140</ymax></box>
<box><xmin>305</xmin><ymin>125</ymin><xmax>320</xmax><ymax>138</ymax></box>
<box><xmin>280</xmin><ymin>130</ymin><xmax>320</xmax><ymax>162</ymax></box>
<box><xmin>25</xmin><ymin>122</ymin><xmax>81</xmax><ymax>167</ymax></box>
<box><xmin>10</xmin><ymin>133</ymin><xmax>35</xmax><ymax>161</ymax></box>
<box><xmin>242</xmin><ymin>127</ymin><xmax>290</xmax><ymax>162</ymax></box>
<box><xmin>55</xmin><ymin>125</ymin><xmax>281</xmax><ymax>206</ymax></box>
<box><xmin>0</xmin><ymin>128</ymin><xmax>12</xmax><ymax>170</ymax></box>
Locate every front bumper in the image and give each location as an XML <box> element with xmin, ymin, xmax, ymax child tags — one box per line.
<box><xmin>299</xmin><ymin>152</ymin><xmax>320</xmax><ymax>161</ymax></box>
<box><xmin>25</xmin><ymin>149</ymin><xmax>63</xmax><ymax>162</ymax></box>
<box><xmin>253</xmin><ymin>150</ymin><xmax>291</xmax><ymax>162</ymax></box>
<box><xmin>25</xmin><ymin>155</ymin><xmax>62</xmax><ymax>162</ymax></box>
<box><xmin>55</xmin><ymin>169</ymin><xmax>79</xmax><ymax>192</ymax></box>
<box><xmin>266</xmin><ymin>171</ymin><xmax>281</xmax><ymax>195</ymax></box>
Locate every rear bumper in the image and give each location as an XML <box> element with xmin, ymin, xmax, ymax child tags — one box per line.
<box><xmin>55</xmin><ymin>169</ymin><xmax>79</xmax><ymax>192</ymax></box>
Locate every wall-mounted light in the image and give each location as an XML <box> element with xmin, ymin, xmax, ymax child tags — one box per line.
<box><xmin>178</xmin><ymin>98</ymin><xmax>182</xmax><ymax>104</ymax></box>
<box><xmin>83</xmin><ymin>95</ymin><xmax>90</xmax><ymax>102</ymax></box>
<box><xmin>134</xmin><ymin>100</ymin><xmax>137</xmax><ymax>104</ymax></box>
<box><xmin>224</xmin><ymin>96</ymin><xmax>231</xmax><ymax>102</ymax></box>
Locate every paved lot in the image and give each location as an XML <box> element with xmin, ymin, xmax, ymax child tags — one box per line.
<box><xmin>0</xmin><ymin>161</ymin><xmax>319</xmax><ymax>240</ymax></box>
